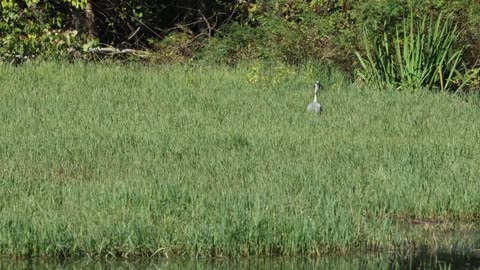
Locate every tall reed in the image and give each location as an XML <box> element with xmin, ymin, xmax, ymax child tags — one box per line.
<box><xmin>356</xmin><ymin>13</ymin><xmax>466</xmax><ymax>92</ymax></box>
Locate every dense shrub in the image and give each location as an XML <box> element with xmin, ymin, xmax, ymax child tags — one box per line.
<box><xmin>0</xmin><ymin>0</ymin><xmax>479</xmax><ymax>81</ymax></box>
<box><xmin>0</xmin><ymin>0</ymin><xmax>234</xmax><ymax>61</ymax></box>
<box><xmin>200</xmin><ymin>0</ymin><xmax>355</xmax><ymax>68</ymax></box>
<box><xmin>0</xmin><ymin>1</ymin><xmax>80</xmax><ymax>62</ymax></box>
<box><xmin>199</xmin><ymin>0</ymin><xmax>480</xmax><ymax>73</ymax></box>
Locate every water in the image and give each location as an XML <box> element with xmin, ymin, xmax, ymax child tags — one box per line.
<box><xmin>2</xmin><ymin>223</ymin><xmax>479</xmax><ymax>269</ymax></box>
<box><xmin>1</xmin><ymin>222</ymin><xmax>479</xmax><ymax>269</ymax></box>
<box><xmin>2</xmin><ymin>253</ymin><xmax>480</xmax><ymax>270</ymax></box>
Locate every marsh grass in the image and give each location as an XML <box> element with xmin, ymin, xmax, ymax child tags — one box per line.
<box><xmin>0</xmin><ymin>62</ymin><xmax>480</xmax><ymax>258</ymax></box>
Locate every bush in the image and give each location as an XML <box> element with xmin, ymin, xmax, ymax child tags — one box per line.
<box><xmin>147</xmin><ymin>32</ymin><xmax>199</xmax><ymax>64</ymax></box>
<box><xmin>199</xmin><ymin>22</ymin><xmax>262</xmax><ymax>65</ymax></box>
<box><xmin>199</xmin><ymin>0</ymin><xmax>354</xmax><ymax>68</ymax></box>
<box><xmin>0</xmin><ymin>1</ymin><xmax>81</xmax><ymax>62</ymax></box>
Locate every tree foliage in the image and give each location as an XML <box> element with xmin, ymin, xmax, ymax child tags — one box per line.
<box><xmin>0</xmin><ymin>0</ymin><xmax>479</xmax><ymax>73</ymax></box>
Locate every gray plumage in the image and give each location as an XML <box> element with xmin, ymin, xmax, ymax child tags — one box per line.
<box><xmin>306</xmin><ymin>80</ymin><xmax>322</xmax><ymax>113</ymax></box>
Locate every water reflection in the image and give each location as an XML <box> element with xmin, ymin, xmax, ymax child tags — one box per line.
<box><xmin>2</xmin><ymin>253</ymin><xmax>480</xmax><ymax>270</ymax></box>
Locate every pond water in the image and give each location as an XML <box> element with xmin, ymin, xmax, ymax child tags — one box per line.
<box><xmin>2</xmin><ymin>252</ymin><xmax>480</xmax><ymax>270</ymax></box>
<box><xmin>2</xmin><ymin>224</ymin><xmax>479</xmax><ymax>269</ymax></box>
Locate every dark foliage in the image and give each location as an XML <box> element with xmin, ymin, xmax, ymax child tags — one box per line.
<box><xmin>0</xmin><ymin>0</ymin><xmax>479</xmax><ymax>73</ymax></box>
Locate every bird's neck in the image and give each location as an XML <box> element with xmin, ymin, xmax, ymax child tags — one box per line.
<box><xmin>313</xmin><ymin>92</ymin><xmax>318</xmax><ymax>103</ymax></box>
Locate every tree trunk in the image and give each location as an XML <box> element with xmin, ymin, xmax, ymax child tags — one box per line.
<box><xmin>85</xmin><ymin>0</ymin><xmax>98</xmax><ymax>39</ymax></box>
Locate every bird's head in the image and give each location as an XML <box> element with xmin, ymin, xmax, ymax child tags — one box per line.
<box><xmin>314</xmin><ymin>80</ymin><xmax>320</xmax><ymax>93</ymax></box>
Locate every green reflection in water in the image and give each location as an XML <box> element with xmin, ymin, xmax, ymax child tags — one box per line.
<box><xmin>2</xmin><ymin>254</ymin><xmax>480</xmax><ymax>270</ymax></box>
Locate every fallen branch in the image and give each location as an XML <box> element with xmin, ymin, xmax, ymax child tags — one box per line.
<box><xmin>87</xmin><ymin>47</ymin><xmax>151</xmax><ymax>58</ymax></box>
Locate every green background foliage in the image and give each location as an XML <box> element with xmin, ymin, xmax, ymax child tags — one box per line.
<box><xmin>0</xmin><ymin>0</ymin><xmax>479</xmax><ymax>88</ymax></box>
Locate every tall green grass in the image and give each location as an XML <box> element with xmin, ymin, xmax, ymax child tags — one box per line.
<box><xmin>356</xmin><ymin>13</ymin><xmax>467</xmax><ymax>92</ymax></box>
<box><xmin>0</xmin><ymin>62</ymin><xmax>479</xmax><ymax>258</ymax></box>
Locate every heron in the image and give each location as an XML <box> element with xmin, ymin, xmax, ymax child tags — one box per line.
<box><xmin>307</xmin><ymin>80</ymin><xmax>322</xmax><ymax>113</ymax></box>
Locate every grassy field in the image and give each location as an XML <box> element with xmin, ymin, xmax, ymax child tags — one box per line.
<box><xmin>0</xmin><ymin>62</ymin><xmax>479</xmax><ymax>258</ymax></box>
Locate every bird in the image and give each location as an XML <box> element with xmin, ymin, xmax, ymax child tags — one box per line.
<box><xmin>306</xmin><ymin>80</ymin><xmax>322</xmax><ymax>113</ymax></box>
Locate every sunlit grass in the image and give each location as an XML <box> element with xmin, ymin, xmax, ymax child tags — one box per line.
<box><xmin>0</xmin><ymin>62</ymin><xmax>479</xmax><ymax>258</ymax></box>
